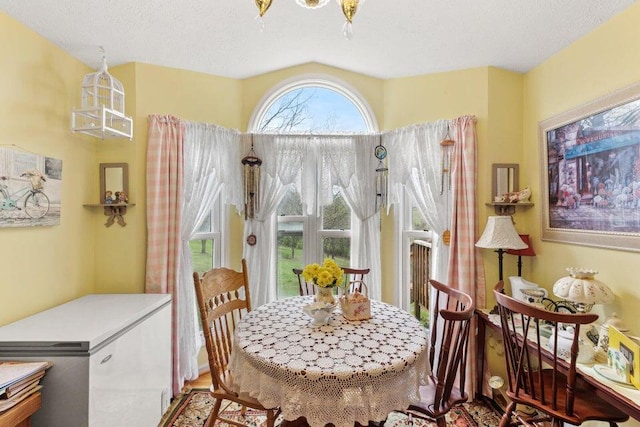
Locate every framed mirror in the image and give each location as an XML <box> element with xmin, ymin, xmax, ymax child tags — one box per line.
<box><xmin>100</xmin><ymin>163</ymin><xmax>129</xmax><ymax>204</ymax></box>
<box><xmin>492</xmin><ymin>163</ymin><xmax>519</xmax><ymax>200</ymax></box>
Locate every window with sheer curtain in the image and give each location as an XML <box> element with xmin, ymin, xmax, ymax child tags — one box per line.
<box><xmin>248</xmin><ymin>80</ymin><xmax>379</xmax><ymax>302</ymax></box>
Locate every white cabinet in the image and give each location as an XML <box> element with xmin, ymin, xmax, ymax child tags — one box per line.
<box><xmin>0</xmin><ymin>294</ymin><xmax>172</xmax><ymax>427</ymax></box>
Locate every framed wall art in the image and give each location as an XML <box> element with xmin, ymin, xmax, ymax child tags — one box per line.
<box><xmin>539</xmin><ymin>81</ymin><xmax>640</xmax><ymax>252</ymax></box>
<box><xmin>0</xmin><ymin>145</ymin><xmax>62</xmax><ymax>228</ymax></box>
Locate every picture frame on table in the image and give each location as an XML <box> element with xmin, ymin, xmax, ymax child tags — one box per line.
<box><xmin>539</xmin><ymin>81</ymin><xmax>640</xmax><ymax>252</ymax></box>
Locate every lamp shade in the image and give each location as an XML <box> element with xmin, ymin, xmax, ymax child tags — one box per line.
<box><xmin>505</xmin><ymin>234</ymin><xmax>536</xmax><ymax>257</ymax></box>
<box><xmin>553</xmin><ymin>268</ymin><xmax>613</xmax><ymax>306</ymax></box>
<box><xmin>475</xmin><ymin>216</ymin><xmax>527</xmax><ymax>250</ymax></box>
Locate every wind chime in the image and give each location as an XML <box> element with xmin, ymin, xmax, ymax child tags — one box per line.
<box><xmin>242</xmin><ymin>137</ymin><xmax>262</xmax><ymax>220</ymax></box>
<box><xmin>374</xmin><ymin>139</ymin><xmax>388</xmax><ymax>211</ymax></box>
<box><xmin>440</xmin><ymin>129</ymin><xmax>455</xmax><ymax>245</ymax></box>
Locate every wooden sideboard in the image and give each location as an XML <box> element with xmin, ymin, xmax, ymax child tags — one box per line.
<box><xmin>0</xmin><ymin>392</ymin><xmax>41</xmax><ymax>427</ymax></box>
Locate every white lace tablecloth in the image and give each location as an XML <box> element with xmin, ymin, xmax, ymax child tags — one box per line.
<box><xmin>229</xmin><ymin>296</ymin><xmax>430</xmax><ymax>427</ymax></box>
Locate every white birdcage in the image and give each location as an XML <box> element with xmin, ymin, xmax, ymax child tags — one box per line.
<box><xmin>71</xmin><ymin>56</ymin><xmax>133</xmax><ymax>140</ymax></box>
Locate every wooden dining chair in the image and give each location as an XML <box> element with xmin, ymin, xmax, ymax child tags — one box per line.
<box><xmin>342</xmin><ymin>267</ymin><xmax>370</xmax><ymax>293</ymax></box>
<box><xmin>401</xmin><ymin>279</ymin><xmax>474</xmax><ymax>427</ymax></box>
<box><xmin>493</xmin><ymin>281</ymin><xmax>628</xmax><ymax>427</ymax></box>
<box><xmin>293</xmin><ymin>268</ymin><xmax>315</xmax><ymax>296</ymax></box>
<box><xmin>194</xmin><ymin>259</ymin><xmax>281</xmax><ymax>427</ymax></box>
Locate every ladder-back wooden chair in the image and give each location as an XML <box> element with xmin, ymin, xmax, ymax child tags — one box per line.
<box><xmin>293</xmin><ymin>268</ymin><xmax>315</xmax><ymax>296</ymax></box>
<box><xmin>493</xmin><ymin>281</ymin><xmax>628</xmax><ymax>427</ymax></box>
<box><xmin>342</xmin><ymin>267</ymin><xmax>370</xmax><ymax>293</ymax></box>
<box><xmin>401</xmin><ymin>279</ymin><xmax>474</xmax><ymax>426</ymax></box>
<box><xmin>194</xmin><ymin>259</ymin><xmax>281</xmax><ymax>427</ymax></box>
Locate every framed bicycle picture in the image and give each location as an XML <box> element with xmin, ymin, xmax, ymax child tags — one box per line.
<box><xmin>0</xmin><ymin>145</ymin><xmax>62</xmax><ymax>228</ymax></box>
<box><xmin>539</xmin><ymin>81</ymin><xmax>640</xmax><ymax>252</ymax></box>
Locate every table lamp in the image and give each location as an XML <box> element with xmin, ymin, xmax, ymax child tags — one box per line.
<box><xmin>552</xmin><ymin>267</ymin><xmax>613</xmax><ymax>313</ymax></box>
<box><xmin>505</xmin><ymin>234</ymin><xmax>536</xmax><ymax>277</ymax></box>
<box><xmin>476</xmin><ymin>216</ymin><xmax>527</xmax><ymax>282</ymax></box>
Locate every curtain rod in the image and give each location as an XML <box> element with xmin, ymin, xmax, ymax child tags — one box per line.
<box><xmin>243</xmin><ymin>132</ymin><xmax>380</xmax><ymax>139</ymax></box>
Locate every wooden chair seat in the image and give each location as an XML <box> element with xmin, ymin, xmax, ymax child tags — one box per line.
<box><xmin>405</xmin><ymin>381</ymin><xmax>467</xmax><ymax>421</ymax></box>
<box><xmin>505</xmin><ymin>369</ymin><xmax>627</xmax><ymax>426</ymax></box>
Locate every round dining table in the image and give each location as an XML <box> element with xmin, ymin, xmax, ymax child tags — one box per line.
<box><xmin>229</xmin><ymin>296</ymin><xmax>430</xmax><ymax>427</ymax></box>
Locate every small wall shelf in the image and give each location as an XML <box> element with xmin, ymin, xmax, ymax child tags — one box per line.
<box><xmin>486</xmin><ymin>202</ymin><xmax>533</xmax><ymax>215</ymax></box>
<box><xmin>83</xmin><ymin>203</ymin><xmax>135</xmax><ymax>227</ymax></box>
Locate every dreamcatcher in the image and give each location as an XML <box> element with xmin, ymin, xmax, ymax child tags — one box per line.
<box><xmin>440</xmin><ymin>129</ymin><xmax>455</xmax><ymax>245</ymax></box>
<box><xmin>242</xmin><ymin>137</ymin><xmax>262</xmax><ymax>220</ymax></box>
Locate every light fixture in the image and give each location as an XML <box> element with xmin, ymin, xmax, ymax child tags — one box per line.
<box><xmin>476</xmin><ymin>216</ymin><xmax>527</xmax><ymax>282</ymax></box>
<box><xmin>71</xmin><ymin>53</ymin><xmax>133</xmax><ymax>140</ymax></box>
<box><xmin>553</xmin><ymin>268</ymin><xmax>613</xmax><ymax>313</ymax></box>
<box><xmin>253</xmin><ymin>0</ymin><xmax>365</xmax><ymax>38</ymax></box>
<box><xmin>505</xmin><ymin>234</ymin><xmax>536</xmax><ymax>277</ymax></box>
<box><xmin>295</xmin><ymin>0</ymin><xmax>331</xmax><ymax>9</ymax></box>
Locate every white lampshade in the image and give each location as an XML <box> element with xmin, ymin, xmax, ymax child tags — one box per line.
<box><xmin>475</xmin><ymin>216</ymin><xmax>527</xmax><ymax>250</ymax></box>
<box><xmin>553</xmin><ymin>268</ymin><xmax>613</xmax><ymax>309</ymax></box>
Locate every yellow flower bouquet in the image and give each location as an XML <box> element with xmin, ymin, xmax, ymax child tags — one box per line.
<box><xmin>302</xmin><ymin>258</ymin><xmax>344</xmax><ymax>288</ymax></box>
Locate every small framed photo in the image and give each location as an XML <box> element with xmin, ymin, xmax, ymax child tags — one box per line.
<box><xmin>609</xmin><ymin>325</ymin><xmax>640</xmax><ymax>389</ymax></box>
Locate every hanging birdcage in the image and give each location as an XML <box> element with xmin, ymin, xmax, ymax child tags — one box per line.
<box><xmin>242</xmin><ymin>140</ymin><xmax>262</xmax><ymax>220</ymax></box>
<box><xmin>71</xmin><ymin>56</ymin><xmax>133</xmax><ymax>140</ymax></box>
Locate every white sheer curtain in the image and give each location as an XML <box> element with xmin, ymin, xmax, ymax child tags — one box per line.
<box><xmin>179</xmin><ymin>122</ymin><xmax>242</xmax><ymax>381</ymax></box>
<box><xmin>385</xmin><ymin>121</ymin><xmax>451</xmax><ymax>308</ymax></box>
<box><xmin>319</xmin><ymin>135</ymin><xmax>382</xmax><ymax>300</ymax></box>
<box><xmin>242</xmin><ymin>134</ymin><xmax>309</xmax><ymax>307</ymax></box>
<box><xmin>242</xmin><ymin>134</ymin><xmax>382</xmax><ymax>304</ymax></box>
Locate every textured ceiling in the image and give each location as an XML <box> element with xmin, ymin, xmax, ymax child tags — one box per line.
<box><xmin>0</xmin><ymin>0</ymin><xmax>636</xmax><ymax>79</ymax></box>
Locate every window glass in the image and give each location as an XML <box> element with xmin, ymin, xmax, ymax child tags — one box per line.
<box><xmin>277</xmin><ymin>220</ymin><xmax>304</xmax><ymax>298</ymax></box>
<box><xmin>190</xmin><ymin>238</ymin><xmax>215</xmax><ymax>274</ymax></box>
<box><xmin>322</xmin><ymin>187</ymin><xmax>351</xmax><ymax>230</ymax></box>
<box><xmin>278</xmin><ymin>188</ymin><xmax>303</xmax><ymax>216</ymax></box>
<box><xmin>412</xmin><ymin>206</ymin><xmax>428</xmax><ymax>231</ymax></box>
<box><xmin>321</xmin><ymin>237</ymin><xmax>350</xmax><ymax>265</ymax></box>
<box><xmin>259</xmin><ymin>87</ymin><xmax>367</xmax><ymax>134</ymax></box>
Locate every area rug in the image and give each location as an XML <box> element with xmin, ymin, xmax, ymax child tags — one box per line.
<box><xmin>158</xmin><ymin>388</ymin><xmax>502</xmax><ymax>427</ymax></box>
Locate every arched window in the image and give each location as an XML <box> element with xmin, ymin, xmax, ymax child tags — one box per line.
<box><xmin>249</xmin><ymin>74</ymin><xmax>377</xmax><ymax>134</ymax></box>
<box><xmin>249</xmin><ymin>75</ymin><xmax>377</xmax><ymax>298</ymax></box>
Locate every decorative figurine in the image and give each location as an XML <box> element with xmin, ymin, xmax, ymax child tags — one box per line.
<box><xmin>118</xmin><ymin>190</ymin><xmax>128</xmax><ymax>204</ymax></box>
<box><xmin>105</xmin><ymin>191</ymin><xmax>113</xmax><ymax>204</ymax></box>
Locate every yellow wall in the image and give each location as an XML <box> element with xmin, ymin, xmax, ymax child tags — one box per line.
<box><xmin>0</xmin><ymin>12</ymin><xmax>96</xmax><ymax>324</ymax></box>
<box><xmin>93</xmin><ymin>62</ymin><xmax>243</xmax><ymax>293</ymax></box>
<box><xmin>522</xmin><ymin>1</ymin><xmax>640</xmax><ymax>330</ymax></box>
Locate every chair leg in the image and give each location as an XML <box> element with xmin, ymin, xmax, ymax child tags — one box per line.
<box><xmin>500</xmin><ymin>401</ymin><xmax>517</xmax><ymax>427</ymax></box>
<box><xmin>436</xmin><ymin>416</ymin><xmax>446</xmax><ymax>427</ymax></box>
<box><xmin>241</xmin><ymin>405</ymin><xmax>247</xmax><ymax>417</ymax></box>
<box><xmin>208</xmin><ymin>398</ymin><xmax>223</xmax><ymax>427</ymax></box>
<box><xmin>265</xmin><ymin>409</ymin><xmax>276</xmax><ymax>427</ymax></box>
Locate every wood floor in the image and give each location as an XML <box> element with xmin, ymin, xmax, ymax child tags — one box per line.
<box><xmin>184</xmin><ymin>370</ymin><xmax>212</xmax><ymax>391</ymax></box>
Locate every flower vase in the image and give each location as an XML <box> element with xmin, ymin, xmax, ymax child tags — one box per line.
<box><xmin>315</xmin><ymin>286</ymin><xmax>335</xmax><ymax>305</ymax></box>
